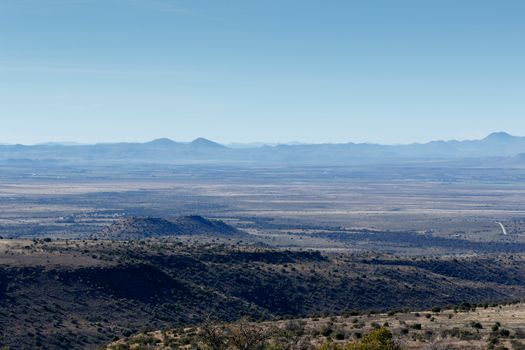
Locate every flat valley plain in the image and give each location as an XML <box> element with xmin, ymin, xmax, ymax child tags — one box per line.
<box><xmin>2</xmin><ymin>163</ymin><xmax>525</xmax><ymax>254</ymax></box>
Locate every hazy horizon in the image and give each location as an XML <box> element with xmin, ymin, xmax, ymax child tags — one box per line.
<box><xmin>0</xmin><ymin>130</ymin><xmax>520</xmax><ymax>147</ymax></box>
<box><xmin>1</xmin><ymin>0</ymin><xmax>524</xmax><ymax>144</ymax></box>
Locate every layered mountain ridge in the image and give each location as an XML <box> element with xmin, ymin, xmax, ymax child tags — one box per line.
<box><xmin>2</xmin><ymin>133</ymin><xmax>525</xmax><ymax>165</ymax></box>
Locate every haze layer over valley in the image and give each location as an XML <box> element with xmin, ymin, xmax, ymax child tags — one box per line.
<box><xmin>2</xmin><ymin>132</ymin><xmax>525</xmax><ymax>166</ymax></box>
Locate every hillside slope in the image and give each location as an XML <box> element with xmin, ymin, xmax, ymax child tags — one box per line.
<box><xmin>95</xmin><ymin>215</ymin><xmax>242</xmax><ymax>240</ymax></box>
<box><xmin>0</xmin><ymin>240</ymin><xmax>524</xmax><ymax>349</ymax></box>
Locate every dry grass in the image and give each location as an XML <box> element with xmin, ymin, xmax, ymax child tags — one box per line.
<box><xmin>106</xmin><ymin>303</ymin><xmax>525</xmax><ymax>350</ymax></box>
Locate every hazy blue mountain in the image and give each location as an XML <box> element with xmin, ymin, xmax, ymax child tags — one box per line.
<box><xmin>144</xmin><ymin>138</ymin><xmax>181</xmax><ymax>147</ymax></box>
<box><xmin>1</xmin><ymin>132</ymin><xmax>525</xmax><ymax>165</ymax></box>
<box><xmin>227</xmin><ymin>142</ymin><xmax>279</xmax><ymax>149</ymax></box>
<box><xmin>190</xmin><ymin>137</ymin><xmax>226</xmax><ymax>149</ymax></box>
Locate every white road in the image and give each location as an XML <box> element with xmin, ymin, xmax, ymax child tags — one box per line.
<box><xmin>496</xmin><ymin>222</ymin><xmax>508</xmax><ymax>235</ymax></box>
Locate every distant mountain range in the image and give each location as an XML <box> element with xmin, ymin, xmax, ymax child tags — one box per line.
<box><xmin>2</xmin><ymin>132</ymin><xmax>525</xmax><ymax>165</ymax></box>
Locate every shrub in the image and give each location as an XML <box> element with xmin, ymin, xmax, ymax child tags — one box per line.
<box><xmin>198</xmin><ymin>318</ymin><xmax>270</xmax><ymax>350</ymax></box>
<box><xmin>515</xmin><ymin>329</ymin><xmax>525</xmax><ymax>339</ymax></box>
<box><xmin>441</xmin><ymin>328</ymin><xmax>480</xmax><ymax>340</ymax></box>
<box><xmin>343</xmin><ymin>328</ymin><xmax>403</xmax><ymax>350</ymax></box>
<box><xmin>335</xmin><ymin>331</ymin><xmax>346</xmax><ymax>340</ymax></box>
<box><xmin>322</xmin><ymin>326</ymin><xmax>334</xmax><ymax>337</ymax></box>
<box><xmin>470</xmin><ymin>321</ymin><xmax>483</xmax><ymax>329</ymax></box>
<box><xmin>500</xmin><ymin>329</ymin><xmax>511</xmax><ymax>337</ymax></box>
<box><xmin>511</xmin><ymin>340</ymin><xmax>525</xmax><ymax>350</ymax></box>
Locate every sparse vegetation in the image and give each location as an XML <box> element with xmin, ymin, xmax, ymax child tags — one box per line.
<box><xmin>1</xmin><ymin>164</ymin><xmax>525</xmax><ymax>350</ymax></box>
<box><xmin>106</xmin><ymin>303</ymin><xmax>525</xmax><ymax>350</ymax></box>
<box><xmin>2</xmin><ymin>237</ymin><xmax>524</xmax><ymax>350</ymax></box>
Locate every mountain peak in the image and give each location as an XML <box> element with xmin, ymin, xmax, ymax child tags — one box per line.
<box><xmin>483</xmin><ymin>132</ymin><xmax>515</xmax><ymax>141</ymax></box>
<box><xmin>190</xmin><ymin>138</ymin><xmax>225</xmax><ymax>148</ymax></box>
<box><xmin>146</xmin><ymin>138</ymin><xmax>177</xmax><ymax>146</ymax></box>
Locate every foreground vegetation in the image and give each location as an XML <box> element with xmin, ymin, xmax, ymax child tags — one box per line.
<box><xmin>106</xmin><ymin>302</ymin><xmax>525</xmax><ymax>350</ymax></box>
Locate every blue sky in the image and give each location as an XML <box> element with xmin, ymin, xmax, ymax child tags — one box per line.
<box><xmin>1</xmin><ymin>0</ymin><xmax>524</xmax><ymax>144</ymax></box>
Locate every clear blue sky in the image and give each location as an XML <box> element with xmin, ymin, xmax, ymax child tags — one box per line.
<box><xmin>1</xmin><ymin>0</ymin><xmax>524</xmax><ymax>144</ymax></box>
